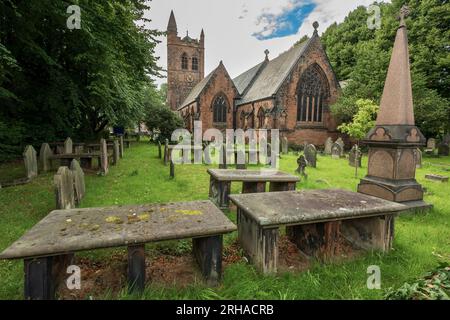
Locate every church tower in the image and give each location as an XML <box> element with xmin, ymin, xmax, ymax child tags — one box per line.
<box><xmin>167</xmin><ymin>10</ymin><xmax>205</xmax><ymax>111</ymax></box>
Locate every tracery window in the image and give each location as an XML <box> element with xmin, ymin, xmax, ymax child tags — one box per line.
<box><xmin>192</xmin><ymin>57</ymin><xmax>199</xmax><ymax>71</ymax></box>
<box><xmin>213</xmin><ymin>94</ymin><xmax>228</xmax><ymax>123</ymax></box>
<box><xmin>181</xmin><ymin>53</ymin><xmax>188</xmax><ymax>70</ymax></box>
<box><xmin>297</xmin><ymin>64</ymin><xmax>329</xmax><ymax>123</ymax></box>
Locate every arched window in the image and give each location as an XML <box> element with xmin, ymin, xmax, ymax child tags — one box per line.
<box><xmin>257</xmin><ymin>108</ymin><xmax>265</xmax><ymax>128</ymax></box>
<box><xmin>192</xmin><ymin>57</ymin><xmax>199</xmax><ymax>71</ymax></box>
<box><xmin>181</xmin><ymin>53</ymin><xmax>188</xmax><ymax>70</ymax></box>
<box><xmin>212</xmin><ymin>94</ymin><xmax>228</xmax><ymax>123</ymax></box>
<box><xmin>297</xmin><ymin>64</ymin><xmax>329</xmax><ymax>123</ymax></box>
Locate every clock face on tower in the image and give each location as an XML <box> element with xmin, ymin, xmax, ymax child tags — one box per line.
<box><xmin>185</xmin><ymin>74</ymin><xmax>194</xmax><ymax>83</ymax></box>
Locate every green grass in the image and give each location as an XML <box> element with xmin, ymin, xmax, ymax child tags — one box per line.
<box><xmin>0</xmin><ymin>142</ymin><xmax>449</xmax><ymax>300</ymax></box>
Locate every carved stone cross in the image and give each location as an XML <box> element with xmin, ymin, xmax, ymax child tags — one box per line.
<box><xmin>399</xmin><ymin>5</ymin><xmax>410</xmax><ymax>27</ymax></box>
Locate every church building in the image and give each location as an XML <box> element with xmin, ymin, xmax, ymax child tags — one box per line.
<box><xmin>167</xmin><ymin>11</ymin><xmax>344</xmax><ymax>147</ymax></box>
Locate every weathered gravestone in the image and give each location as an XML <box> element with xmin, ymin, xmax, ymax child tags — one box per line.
<box><xmin>158</xmin><ymin>141</ymin><xmax>162</xmax><ymax>159</ymax></box>
<box><xmin>304</xmin><ymin>144</ymin><xmax>317</xmax><ymax>168</ymax></box>
<box><xmin>324</xmin><ymin>137</ymin><xmax>333</xmax><ymax>155</ymax></box>
<box><xmin>414</xmin><ymin>148</ymin><xmax>422</xmax><ymax>169</ymax></box>
<box><xmin>425</xmin><ymin>174</ymin><xmax>448</xmax><ymax>183</ymax></box>
<box><xmin>54</xmin><ymin>166</ymin><xmax>75</xmax><ymax>210</ymax></box>
<box><xmin>23</xmin><ymin>145</ymin><xmax>38</xmax><ymax>179</ymax></box>
<box><xmin>113</xmin><ymin>140</ymin><xmax>120</xmax><ymax>165</ymax></box>
<box><xmin>349</xmin><ymin>145</ymin><xmax>362</xmax><ymax>168</ymax></box>
<box><xmin>331</xmin><ymin>143</ymin><xmax>343</xmax><ymax>159</ymax></box>
<box><xmin>427</xmin><ymin>138</ymin><xmax>436</xmax><ymax>150</ymax></box>
<box><xmin>64</xmin><ymin>138</ymin><xmax>73</xmax><ymax>154</ymax></box>
<box><xmin>281</xmin><ymin>136</ymin><xmax>288</xmax><ymax>154</ymax></box>
<box><xmin>119</xmin><ymin>135</ymin><xmax>124</xmax><ymax>158</ymax></box>
<box><xmin>39</xmin><ymin>143</ymin><xmax>53</xmax><ymax>172</ymax></box>
<box><xmin>336</xmin><ymin>137</ymin><xmax>345</xmax><ymax>150</ymax></box>
<box><xmin>70</xmin><ymin>159</ymin><xmax>85</xmax><ymax>205</ymax></box>
<box><xmin>438</xmin><ymin>143</ymin><xmax>449</xmax><ymax>156</ymax></box>
<box><xmin>100</xmin><ymin>139</ymin><xmax>109</xmax><ymax>175</ymax></box>
<box><xmin>295</xmin><ymin>155</ymin><xmax>308</xmax><ymax>180</ymax></box>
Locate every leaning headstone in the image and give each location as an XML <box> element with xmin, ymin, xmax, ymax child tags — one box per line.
<box><xmin>39</xmin><ymin>143</ymin><xmax>53</xmax><ymax>172</ymax></box>
<box><xmin>54</xmin><ymin>166</ymin><xmax>75</xmax><ymax>210</ymax></box>
<box><xmin>23</xmin><ymin>145</ymin><xmax>38</xmax><ymax>179</ymax></box>
<box><xmin>349</xmin><ymin>145</ymin><xmax>362</xmax><ymax>168</ymax></box>
<box><xmin>324</xmin><ymin>137</ymin><xmax>333</xmax><ymax>155</ymax></box>
<box><xmin>70</xmin><ymin>159</ymin><xmax>85</xmax><ymax>205</ymax></box>
<box><xmin>295</xmin><ymin>155</ymin><xmax>308</xmax><ymax>180</ymax></box>
<box><xmin>438</xmin><ymin>143</ymin><xmax>449</xmax><ymax>156</ymax></box>
<box><xmin>281</xmin><ymin>136</ymin><xmax>288</xmax><ymax>154</ymax></box>
<box><xmin>100</xmin><ymin>138</ymin><xmax>109</xmax><ymax>175</ymax></box>
<box><xmin>119</xmin><ymin>135</ymin><xmax>124</xmax><ymax>158</ymax></box>
<box><xmin>113</xmin><ymin>140</ymin><xmax>120</xmax><ymax>165</ymax></box>
<box><xmin>414</xmin><ymin>148</ymin><xmax>422</xmax><ymax>169</ymax></box>
<box><xmin>64</xmin><ymin>137</ymin><xmax>73</xmax><ymax>154</ymax></box>
<box><xmin>427</xmin><ymin>138</ymin><xmax>436</xmax><ymax>150</ymax></box>
<box><xmin>331</xmin><ymin>143</ymin><xmax>343</xmax><ymax>159</ymax></box>
<box><xmin>158</xmin><ymin>141</ymin><xmax>162</xmax><ymax>159</ymax></box>
<box><xmin>304</xmin><ymin>144</ymin><xmax>317</xmax><ymax>168</ymax></box>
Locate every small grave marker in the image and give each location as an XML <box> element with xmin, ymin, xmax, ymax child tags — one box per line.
<box><xmin>100</xmin><ymin>139</ymin><xmax>109</xmax><ymax>175</ymax></box>
<box><xmin>70</xmin><ymin>159</ymin><xmax>85</xmax><ymax>205</ymax></box>
<box><xmin>324</xmin><ymin>137</ymin><xmax>333</xmax><ymax>155</ymax></box>
<box><xmin>64</xmin><ymin>138</ymin><xmax>73</xmax><ymax>154</ymax></box>
<box><xmin>349</xmin><ymin>145</ymin><xmax>362</xmax><ymax>168</ymax></box>
<box><xmin>331</xmin><ymin>143</ymin><xmax>343</xmax><ymax>159</ymax></box>
<box><xmin>23</xmin><ymin>145</ymin><xmax>38</xmax><ymax>179</ymax></box>
<box><xmin>40</xmin><ymin>143</ymin><xmax>53</xmax><ymax>172</ymax></box>
<box><xmin>54</xmin><ymin>166</ymin><xmax>75</xmax><ymax>210</ymax></box>
<box><xmin>296</xmin><ymin>155</ymin><xmax>308</xmax><ymax>180</ymax></box>
<box><xmin>304</xmin><ymin>144</ymin><xmax>317</xmax><ymax>168</ymax></box>
<box><xmin>425</xmin><ymin>174</ymin><xmax>448</xmax><ymax>183</ymax></box>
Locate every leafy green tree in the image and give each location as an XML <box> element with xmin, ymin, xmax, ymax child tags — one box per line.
<box><xmin>0</xmin><ymin>0</ymin><xmax>163</xmax><ymax>160</ymax></box>
<box><xmin>322</xmin><ymin>0</ymin><xmax>450</xmax><ymax>138</ymax></box>
<box><xmin>338</xmin><ymin>99</ymin><xmax>379</xmax><ymax>141</ymax></box>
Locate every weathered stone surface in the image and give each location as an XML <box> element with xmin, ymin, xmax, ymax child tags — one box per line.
<box><xmin>229</xmin><ymin>189</ymin><xmax>406</xmax><ymax>227</ymax></box>
<box><xmin>64</xmin><ymin>138</ymin><xmax>73</xmax><ymax>154</ymax></box>
<box><xmin>304</xmin><ymin>144</ymin><xmax>317</xmax><ymax>168</ymax></box>
<box><xmin>349</xmin><ymin>145</ymin><xmax>362</xmax><ymax>168</ymax></box>
<box><xmin>207</xmin><ymin>169</ymin><xmax>299</xmax><ymax>183</ymax></box>
<box><xmin>23</xmin><ymin>145</ymin><xmax>38</xmax><ymax>179</ymax></box>
<box><xmin>425</xmin><ymin>174</ymin><xmax>448</xmax><ymax>182</ymax></box>
<box><xmin>70</xmin><ymin>159</ymin><xmax>85</xmax><ymax>205</ymax></box>
<box><xmin>281</xmin><ymin>136</ymin><xmax>288</xmax><ymax>154</ymax></box>
<box><xmin>40</xmin><ymin>143</ymin><xmax>53</xmax><ymax>172</ymax></box>
<box><xmin>426</xmin><ymin>138</ymin><xmax>436</xmax><ymax>150</ymax></box>
<box><xmin>324</xmin><ymin>137</ymin><xmax>333</xmax><ymax>155</ymax></box>
<box><xmin>336</xmin><ymin>137</ymin><xmax>344</xmax><ymax>149</ymax></box>
<box><xmin>99</xmin><ymin>139</ymin><xmax>109</xmax><ymax>175</ymax></box>
<box><xmin>295</xmin><ymin>155</ymin><xmax>308</xmax><ymax>180</ymax></box>
<box><xmin>0</xmin><ymin>200</ymin><xmax>236</xmax><ymax>259</ymax></box>
<box><xmin>331</xmin><ymin>143</ymin><xmax>343</xmax><ymax>159</ymax></box>
<box><xmin>54</xmin><ymin>166</ymin><xmax>75</xmax><ymax>210</ymax></box>
<box><xmin>438</xmin><ymin>143</ymin><xmax>449</xmax><ymax>156</ymax></box>
<box><xmin>414</xmin><ymin>148</ymin><xmax>422</xmax><ymax>169</ymax></box>
<box><xmin>113</xmin><ymin>140</ymin><xmax>120</xmax><ymax>165</ymax></box>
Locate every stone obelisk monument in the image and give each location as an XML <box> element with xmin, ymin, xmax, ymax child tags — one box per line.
<box><xmin>358</xmin><ymin>6</ymin><xmax>430</xmax><ymax>210</ymax></box>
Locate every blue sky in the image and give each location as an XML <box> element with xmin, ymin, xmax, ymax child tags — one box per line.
<box><xmin>253</xmin><ymin>1</ymin><xmax>317</xmax><ymax>40</ymax></box>
<box><xmin>145</xmin><ymin>0</ymin><xmax>390</xmax><ymax>85</ymax></box>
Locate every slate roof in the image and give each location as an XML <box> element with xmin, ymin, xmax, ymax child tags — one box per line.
<box><xmin>178</xmin><ymin>68</ymin><xmax>216</xmax><ymax>110</ymax></box>
<box><xmin>232</xmin><ymin>61</ymin><xmax>266</xmax><ymax>95</ymax></box>
<box><xmin>235</xmin><ymin>39</ymin><xmax>310</xmax><ymax>106</ymax></box>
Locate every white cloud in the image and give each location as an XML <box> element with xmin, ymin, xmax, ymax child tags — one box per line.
<box><xmin>145</xmin><ymin>0</ymin><xmax>391</xmax><ymax>86</ymax></box>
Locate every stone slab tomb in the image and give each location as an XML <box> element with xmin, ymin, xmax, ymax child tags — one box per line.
<box><xmin>229</xmin><ymin>189</ymin><xmax>406</xmax><ymax>274</ymax></box>
<box><xmin>0</xmin><ymin>200</ymin><xmax>236</xmax><ymax>299</ymax></box>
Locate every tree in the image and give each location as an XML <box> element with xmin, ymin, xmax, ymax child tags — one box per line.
<box><xmin>322</xmin><ymin>0</ymin><xmax>450</xmax><ymax>138</ymax></box>
<box><xmin>337</xmin><ymin>99</ymin><xmax>379</xmax><ymax>142</ymax></box>
<box><xmin>0</xmin><ymin>0</ymin><xmax>163</xmax><ymax>160</ymax></box>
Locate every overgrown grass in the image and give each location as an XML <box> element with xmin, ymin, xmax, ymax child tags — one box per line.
<box><xmin>0</xmin><ymin>142</ymin><xmax>449</xmax><ymax>300</ymax></box>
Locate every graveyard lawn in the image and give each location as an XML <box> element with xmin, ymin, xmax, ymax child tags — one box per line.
<box><xmin>0</xmin><ymin>142</ymin><xmax>449</xmax><ymax>300</ymax></box>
